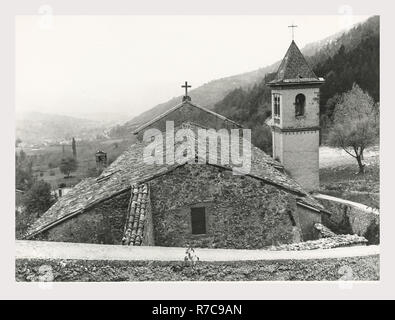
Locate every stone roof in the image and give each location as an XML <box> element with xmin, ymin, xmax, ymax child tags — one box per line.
<box><xmin>24</xmin><ymin>123</ymin><xmax>323</xmax><ymax>239</ymax></box>
<box><xmin>122</xmin><ymin>184</ymin><xmax>149</xmax><ymax>246</ymax></box>
<box><xmin>269</xmin><ymin>41</ymin><xmax>324</xmax><ymax>86</ymax></box>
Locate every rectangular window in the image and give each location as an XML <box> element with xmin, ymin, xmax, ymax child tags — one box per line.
<box><xmin>191</xmin><ymin>207</ymin><xmax>206</xmax><ymax>234</ymax></box>
<box><xmin>273</xmin><ymin>94</ymin><xmax>281</xmax><ymax>118</ymax></box>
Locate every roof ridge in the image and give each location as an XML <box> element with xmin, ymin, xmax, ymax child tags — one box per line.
<box><xmin>133</xmin><ymin>100</ymin><xmax>242</xmax><ymax>134</ymax></box>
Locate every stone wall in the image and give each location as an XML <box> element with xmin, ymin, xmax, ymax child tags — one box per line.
<box><xmin>35</xmin><ymin>192</ymin><xmax>130</xmax><ymax>244</ymax></box>
<box><xmin>30</xmin><ymin>164</ymin><xmax>321</xmax><ymax>247</ymax></box>
<box><xmin>142</xmin><ymin>189</ymin><xmax>155</xmax><ymax>246</ymax></box>
<box><xmin>149</xmin><ymin>164</ymin><xmax>318</xmax><ymax>249</ymax></box>
<box><xmin>318</xmin><ymin>197</ymin><xmax>380</xmax><ymax>244</ymax></box>
<box><xmin>15</xmin><ymin>255</ymin><xmax>379</xmax><ymax>281</ymax></box>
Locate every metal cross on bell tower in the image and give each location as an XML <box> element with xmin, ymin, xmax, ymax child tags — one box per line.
<box><xmin>288</xmin><ymin>23</ymin><xmax>298</xmax><ymax>41</ymax></box>
<box><xmin>181</xmin><ymin>81</ymin><xmax>192</xmax><ymax>101</ymax></box>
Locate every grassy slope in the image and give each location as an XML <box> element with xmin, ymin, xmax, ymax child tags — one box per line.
<box><xmin>319</xmin><ymin>146</ymin><xmax>379</xmax><ymax>208</ymax></box>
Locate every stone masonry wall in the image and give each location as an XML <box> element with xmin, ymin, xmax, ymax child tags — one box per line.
<box><xmin>142</xmin><ymin>190</ymin><xmax>155</xmax><ymax>246</ymax></box>
<box><xmin>149</xmin><ymin>164</ymin><xmax>310</xmax><ymax>249</ymax></box>
<box><xmin>35</xmin><ymin>192</ymin><xmax>130</xmax><ymax>244</ymax></box>
<box><xmin>31</xmin><ymin>165</ymin><xmax>322</xmax><ymax>247</ymax></box>
<box><xmin>16</xmin><ymin>255</ymin><xmax>379</xmax><ymax>281</ymax></box>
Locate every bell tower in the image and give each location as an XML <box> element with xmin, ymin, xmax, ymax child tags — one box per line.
<box><xmin>268</xmin><ymin>40</ymin><xmax>324</xmax><ymax>191</ymax></box>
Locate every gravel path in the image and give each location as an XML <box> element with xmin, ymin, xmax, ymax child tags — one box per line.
<box><xmin>16</xmin><ymin>240</ymin><xmax>379</xmax><ymax>262</ymax></box>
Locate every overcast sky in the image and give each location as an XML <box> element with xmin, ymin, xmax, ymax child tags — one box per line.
<box><xmin>15</xmin><ymin>15</ymin><xmax>370</xmax><ymax>118</ymax></box>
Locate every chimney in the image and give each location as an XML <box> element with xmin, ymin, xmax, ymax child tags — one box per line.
<box><xmin>95</xmin><ymin>150</ymin><xmax>107</xmax><ymax>171</ymax></box>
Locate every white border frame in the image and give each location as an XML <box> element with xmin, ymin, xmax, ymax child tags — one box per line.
<box><xmin>1</xmin><ymin>0</ymin><xmax>392</xmax><ymax>299</ymax></box>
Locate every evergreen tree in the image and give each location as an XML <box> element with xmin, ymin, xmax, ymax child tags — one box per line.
<box><xmin>22</xmin><ymin>180</ymin><xmax>55</xmax><ymax>217</ymax></box>
<box><xmin>72</xmin><ymin>137</ymin><xmax>77</xmax><ymax>159</ymax></box>
<box><xmin>15</xmin><ymin>149</ymin><xmax>34</xmax><ymax>191</ymax></box>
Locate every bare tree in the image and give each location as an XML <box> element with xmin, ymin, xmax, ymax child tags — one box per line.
<box><xmin>328</xmin><ymin>84</ymin><xmax>379</xmax><ymax>174</ymax></box>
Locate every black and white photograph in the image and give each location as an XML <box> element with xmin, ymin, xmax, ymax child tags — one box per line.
<box><xmin>2</xmin><ymin>0</ymin><xmax>393</xmax><ymax>304</ymax></box>
<box><xmin>13</xmin><ymin>11</ymin><xmax>381</xmax><ymax>282</ymax></box>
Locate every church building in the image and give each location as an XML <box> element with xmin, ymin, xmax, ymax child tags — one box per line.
<box><xmin>23</xmin><ymin>40</ymin><xmax>326</xmax><ymax>249</ymax></box>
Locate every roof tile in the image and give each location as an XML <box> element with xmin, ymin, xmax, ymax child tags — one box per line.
<box><xmin>122</xmin><ymin>184</ymin><xmax>149</xmax><ymax>246</ymax></box>
<box><xmin>270</xmin><ymin>41</ymin><xmax>323</xmax><ymax>85</ymax></box>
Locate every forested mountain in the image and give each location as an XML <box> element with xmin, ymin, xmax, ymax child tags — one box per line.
<box><xmin>305</xmin><ymin>15</ymin><xmax>379</xmax><ymax>68</ymax></box>
<box><xmin>213</xmin><ymin>16</ymin><xmax>379</xmax><ymax>152</ymax></box>
<box><xmin>315</xmin><ymin>27</ymin><xmax>379</xmax><ymax>119</ymax></box>
<box><xmin>111</xmin><ymin>16</ymin><xmax>379</xmax><ymax>146</ymax></box>
<box><xmin>213</xmin><ymin>73</ymin><xmax>276</xmax><ymax>152</ymax></box>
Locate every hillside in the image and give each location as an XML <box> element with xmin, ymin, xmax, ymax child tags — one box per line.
<box><xmin>306</xmin><ymin>15</ymin><xmax>379</xmax><ymax>68</ymax></box>
<box><xmin>111</xmin><ymin>16</ymin><xmax>377</xmax><ymax>138</ymax></box>
<box><xmin>110</xmin><ymin>63</ymin><xmax>280</xmax><ymax>137</ymax></box>
<box><xmin>16</xmin><ymin>112</ymin><xmax>109</xmax><ymax>144</ymax></box>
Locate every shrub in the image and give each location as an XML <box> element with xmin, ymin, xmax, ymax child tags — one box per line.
<box><xmin>22</xmin><ymin>180</ymin><xmax>55</xmax><ymax>217</ymax></box>
<box><xmin>59</xmin><ymin>157</ymin><xmax>78</xmax><ymax>178</ymax></box>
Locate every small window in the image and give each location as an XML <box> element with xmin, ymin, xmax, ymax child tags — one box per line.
<box><xmin>191</xmin><ymin>207</ymin><xmax>206</xmax><ymax>234</ymax></box>
<box><xmin>273</xmin><ymin>94</ymin><xmax>281</xmax><ymax>118</ymax></box>
<box><xmin>295</xmin><ymin>94</ymin><xmax>306</xmax><ymax>116</ymax></box>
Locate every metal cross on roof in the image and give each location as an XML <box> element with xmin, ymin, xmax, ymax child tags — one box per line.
<box><xmin>181</xmin><ymin>81</ymin><xmax>192</xmax><ymax>102</ymax></box>
<box><xmin>181</xmin><ymin>81</ymin><xmax>191</xmax><ymax>96</ymax></box>
<box><xmin>288</xmin><ymin>24</ymin><xmax>298</xmax><ymax>41</ymax></box>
